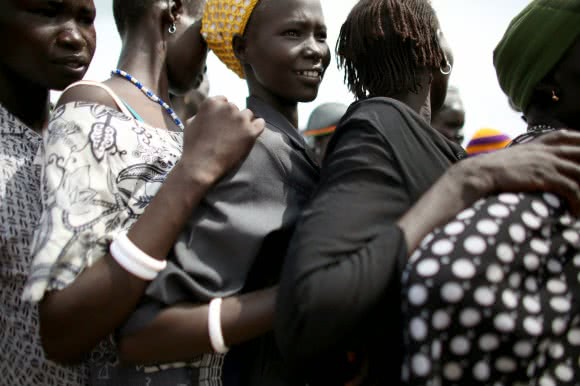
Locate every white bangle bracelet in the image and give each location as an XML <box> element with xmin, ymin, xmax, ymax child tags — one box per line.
<box><xmin>115</xmin><ymin>232</ymin><xmax>167</xmax><ymax>272</ymax></box>
<box><xmin>208</xmin><ymin>298</ymin><xmax>229</xmax><ymax>354</ymax></box>
<box><xmin>109</xmin><ymin>232</ymin><xmax>167</xmax><ymax>281</ymax></box>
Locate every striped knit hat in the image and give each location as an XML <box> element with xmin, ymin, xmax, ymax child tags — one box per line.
<box><xmin>302</xmin><ymin>103</ymin><xmax>349</xmax><ymax>137</ymax></box>
<box><xmin>465</xmin><ymin>128</ymin><xmax>511</xmax><ymax>156</ymax></box>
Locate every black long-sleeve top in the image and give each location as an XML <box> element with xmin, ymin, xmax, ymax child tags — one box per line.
<box><xmin>275</xmin><ymin>97</ymin><xmax>465</xmax><ymax>384</ymax></box>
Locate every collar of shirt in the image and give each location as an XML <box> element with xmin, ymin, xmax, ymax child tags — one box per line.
<box><xmin>246</xmin><ymin>96</ymin><xmax>310</xmax><ymax>151</ymax></box>
<box><xmin>247</xmin><ymin>96</ymin><xmax>320</xmax><ymax>168</ymax></box>
<box><xmin>0</xmin><ymin>104</ymin><xmax>41</xmax><ymax>142</ymax></box>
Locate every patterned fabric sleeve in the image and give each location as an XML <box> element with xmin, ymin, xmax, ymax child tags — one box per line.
<box><xmin>23</xmin><ymin>102</ymin><xmax>182</xmax><ymax>302</ymax></box>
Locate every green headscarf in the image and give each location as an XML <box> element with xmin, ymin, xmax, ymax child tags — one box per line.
<box><xmin>493</xmin><ymin>0</ymin><xmax>580</xmax><ymax>112</ymax></box>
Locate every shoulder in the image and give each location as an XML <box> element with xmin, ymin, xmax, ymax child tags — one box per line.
<box><xmin>342</xmin><ymin>97</ymin><xmax>413</xmax><ymax>131</ymax></box>
<box><xmin>56</xmin><ymin>81</ymin><xmax>119</xmax><ymax>111</ymax></box>
<box><xmin>338</xmin><ymin>97</ymin><xmax>432</xmax><ymax>148</ymax></box>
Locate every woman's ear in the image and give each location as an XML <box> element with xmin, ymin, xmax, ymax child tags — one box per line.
<box><xmin>233</xmin><ymin>34</ymin><xmax>247</xmax><ymax>64</ymax></box>
<box><xmin>534</xmin><ymin>78</ymin><xmax>559</xmax><ymax>102</ymax></box>
<box><xmin>164</xmin><ymin>0</ymin><xmax>184</xmax><ymax>27</ymax></box>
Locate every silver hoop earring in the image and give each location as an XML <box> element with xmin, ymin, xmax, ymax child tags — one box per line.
<box><xmin>440</xmin><ymin>59</ymin><xmax>452</xmax><ymax>75</ymax></box>
<box><xmin>168</xmin><ymin>23</ymin><xmax>177</xmax><ymax>34</ymax></box>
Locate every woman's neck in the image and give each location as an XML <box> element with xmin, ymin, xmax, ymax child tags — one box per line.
<box><xmin>115</xmin><ymin>26</ymin><xmax>170</xmax><ymax>102</ymax></box>
<box><xmin>249</xmin><ymin>90</ymin><xmax>299</xmax><ymax>128</ymax></box>
<box><xmin>0</xmin><ymin>69</ymin><xmax>49</xmax><ymax>132</ymax></box>
<box><xmin>389</xmin><ymin>70</ymin><xmax>432</xmax><ymax>122</ymax></box>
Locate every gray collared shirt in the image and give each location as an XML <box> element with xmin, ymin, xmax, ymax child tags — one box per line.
<box><xmin>128</xmin><ymin>96</ymin><xmax>319</xmax><ymax>324</ymax></box>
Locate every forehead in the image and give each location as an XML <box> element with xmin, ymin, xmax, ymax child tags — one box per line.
<box><xmin>250</xmin><ymin>0</ymin><xmax>325</xmax><ymax>28</ymax></box>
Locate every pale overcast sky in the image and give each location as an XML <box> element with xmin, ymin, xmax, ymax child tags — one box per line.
<box><xmin>81</xmin><ymin>0</ymin><xmax>530</xmax><ymax>143</ymax></box>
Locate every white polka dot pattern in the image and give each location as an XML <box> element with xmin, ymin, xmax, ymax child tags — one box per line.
<box><xmin>401</xmin><ymin>192</ymin><xmax>580</xmax><ymax>385</ymax></box>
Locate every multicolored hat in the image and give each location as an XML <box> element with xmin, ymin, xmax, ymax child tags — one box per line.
<box><xmin>201</xmin><ymin>0</ymin><xmax>261</xmax><ymax>79</ymax></box>
<box><xmin>302</xmin><ymin>103</ymin><xmax>349</xmax><ymax>137</ymax></box>
<box><xmin>465</xmin><ymin>128</ymin><xmax>511</xmax><ymax>157</ymax></box>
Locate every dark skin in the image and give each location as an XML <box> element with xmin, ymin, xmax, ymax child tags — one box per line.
<box><xmin>526</xmin><ymin>38</ymin><xmax>580</xmax><ymax>130</ymax></box>
<box><xmin>431</xmin><ymin>86</ymin><xmax>465</xmax><ymax>145</ymax></box>
<box><xmin>117</xmin><ymin>0</ymin><xmax>331</xmax><ymax>365</ymax></box>
<box><xmin>393</xmin><ymin>64</ymin><xmax>580</xmax><ymax>252</ymax></box>
<box><xmin>38</xmin><ymin>0</ymin><xmax>266</xmax><ymax>363</ymax></box>
<box><xmin>0</xmin><ymin>0</ymin><xmax>96</xmax><ymax>131</ymax></box>
<box><xmin>275</xmin><ymin>11</ymin><xmax>580</xmax><ymax>373</ymax></box>
<box><xmin>234</xmin><ymin>0</ymin><xmax>331</xmax><ymax>127</ymax></box>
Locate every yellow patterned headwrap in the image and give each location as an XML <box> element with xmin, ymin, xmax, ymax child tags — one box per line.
<box><xmin>201</xmin><ymin>0</ymin><xmax>261</xmax><ymax>79</ymax></box>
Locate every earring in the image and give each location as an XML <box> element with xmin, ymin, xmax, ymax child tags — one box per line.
<box><xmin>168</xmin><ymin>23</ymin><xmax>177</xmax><ymax>34</ymax></box>
<box><xmin>551</xmin><ymin>90</ymin><xmax>560</xmax><ymax>102</ymax></box>
<box><xmin>440</xmin><ymin>59</ymin><xmax>452</xmax><ymax>75</ymax></box>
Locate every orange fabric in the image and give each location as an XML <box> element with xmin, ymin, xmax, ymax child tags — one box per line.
<box><xmin>303</xmin><ymin>125</ymin><xmax>337</xmax><ymax>137</ymax></box>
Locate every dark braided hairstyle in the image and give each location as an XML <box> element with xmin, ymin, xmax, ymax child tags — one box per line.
<box><xmin>337</xmin><ymin>0</ymin><xmax>444</xmax><ymax>100</ymax></box>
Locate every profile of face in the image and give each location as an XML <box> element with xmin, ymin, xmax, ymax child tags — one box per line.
<box><xmin>237</xmin><ymin>0</ymin><xmax>331</xmax><ymax>104</ymax></box>
<box><xmin>549</xmin><ymin>37</ymin><xmax>580</xmax><ymax>128</ymax></box>
<box><xmin>0</xmin><ymin>0</ymin><xmax>97</xmax><ymax>91</ymax></box>
<box><xmin>431</xmin><ymin>86</ymin><xmax>465</xmax><ymax>144</ymax></box>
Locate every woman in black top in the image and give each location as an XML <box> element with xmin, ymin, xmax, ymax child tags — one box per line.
<box><xmin>274</xmin><ymin>0</ymin><xmax>580</xmax><ymax>384</ymax></box>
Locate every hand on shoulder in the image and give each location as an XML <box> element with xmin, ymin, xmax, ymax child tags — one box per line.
<box><xmin>177</xmin><ymin>96</ymin><xmax>265</xmax><ymax>185</ymax></box>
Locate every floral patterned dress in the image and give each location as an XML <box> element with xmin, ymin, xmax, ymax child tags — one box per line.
<box><xmin>23</xmin><ymin>100</ymin><xmax>223</xmax><ymax>385</ymax></box>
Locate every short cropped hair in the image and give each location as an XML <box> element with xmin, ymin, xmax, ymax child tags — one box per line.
<box><xmin>113</xmin><ymin>0</ymin><xmax>155</xmax><ymax>36</ymax></box>
<box><xmin>337</xmin><ymin>0</ymin><xmax>444</xmax><ymax>99</ymax></box>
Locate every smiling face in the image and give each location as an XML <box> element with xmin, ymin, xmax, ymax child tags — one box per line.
<box><xmin>0</xmin><ymin>0</ymin><xmax>96</xmax><ymax>91</ymax></box>
<box><xmin>240</xmin><ymin>0</ymin><xmax>330</xmax><ymax>106</ymax></box>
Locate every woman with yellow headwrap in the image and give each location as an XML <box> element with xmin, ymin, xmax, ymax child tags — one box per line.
<box><xmin>115</xmin><ymin>0</ymin><xmax>331</xmax><ymax>384</ymax></box>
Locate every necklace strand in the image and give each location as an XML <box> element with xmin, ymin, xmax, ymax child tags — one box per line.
<box><xmin>111</xmin><ymin>69</ymin><xmax>184</xmax><ymax>130</ymax></box>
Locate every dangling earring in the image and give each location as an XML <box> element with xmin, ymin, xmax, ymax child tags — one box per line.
<box><xmin>551</xmin><ymin>90</ymin><xmax>560</xmax><ymax>102</ymax></box>
<box><xmin>168</xmin><ymin>23</ymin><xmax>177</xmax><ymax>34</ymax></box>
<box><xmin>440</xmin><ymin>58</ymin><xmax>452</xmax><ymax>75</ymax></box>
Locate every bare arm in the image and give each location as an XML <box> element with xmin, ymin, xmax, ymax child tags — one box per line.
<box><xmin>118</xmin><ymin>287</ymin><xmax>277</xmax><ymax>364</ymax></box>
<box><xmin>276</xmin><ymin>128</ymin><xmax>580</xmax><ymax>374</ymax></box>
<box><xmin>398</xmin><ymin>130</ymin><xmax>580</xmax><ymax>252</ymax></box>
<box><xmin>39</xmin><ymin>95</ymin><xmax>264</xmax><ymax>363</ymax></box>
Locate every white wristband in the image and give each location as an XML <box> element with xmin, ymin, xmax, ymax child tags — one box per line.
<box><xmin>109</xmin><ymin>232</ymin><xmax>167</xmax><ymax>280</ymax></box>
<box><xmin>208</xmin><ymin>298</ymin><xmax>229</xmax><ymax>353</ymax></box>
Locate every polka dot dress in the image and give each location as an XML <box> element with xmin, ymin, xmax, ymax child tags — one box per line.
<box><xmin>401</xmin><ymin>192</ymin><xmax>580</xmax><ymax>386</ymax></box>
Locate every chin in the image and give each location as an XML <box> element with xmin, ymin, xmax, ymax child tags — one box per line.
<box><xmin>297</xmin><ymin>91</ymin><xmax>320</xmax><ymax>103</ymax></box>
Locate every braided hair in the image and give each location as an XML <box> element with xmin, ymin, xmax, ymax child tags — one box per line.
<box><xmin>337</xmin><ymin>0</ymin><xmax>444</xmax><ymax>100</ymax></box>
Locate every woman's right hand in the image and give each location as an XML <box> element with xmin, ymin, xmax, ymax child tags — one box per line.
<box><xmin>399</xmin><ymin>130</ymin><xmax>580</xmax><ymax>252</ymax></box>
<box><xmin>454</xmin><ymin>130</ymin><xmax>580</xmax><ymax>214</ymax></box>
<box><xmin>178</xmin><ymin>96</ymin><xmax>265</xmax><ymax>186</ymax></box>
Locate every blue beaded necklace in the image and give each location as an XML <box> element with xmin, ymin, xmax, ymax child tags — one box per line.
<box><xmin>111</xmin><ymin>69</ymin><xmax>184</xmax><ymax>130</ymax></box>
